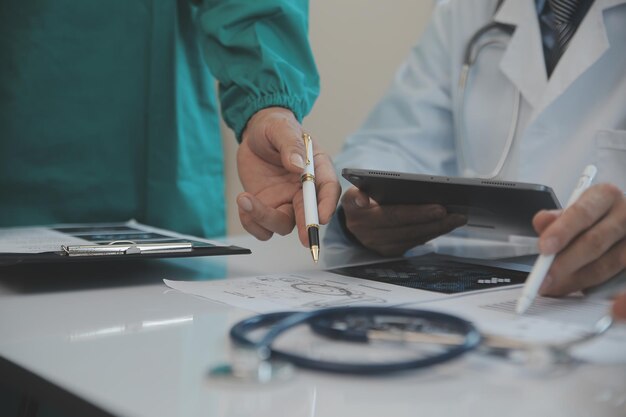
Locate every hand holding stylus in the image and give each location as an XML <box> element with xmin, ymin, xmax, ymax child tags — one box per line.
<box><xmin>518</xmin><ymin>166</ymin><xmax>626</xmax><ymax>313</ymax></box>
<box><xmin>516</xmin><ymin>165</ymin><xmax>598</xmax><ymax>314</ymax></box>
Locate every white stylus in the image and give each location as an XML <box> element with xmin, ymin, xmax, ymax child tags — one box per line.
<box><xmin>301</xmin><ymin>133</ymin><xmax>320</xmax><ymax>263</ymax></box>
<box><xmin>516</xmin><ymin>165</ymin><xmax>598</xmax><ymax>314</ymax></box>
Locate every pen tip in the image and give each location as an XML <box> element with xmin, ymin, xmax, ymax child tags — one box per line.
<box><xmin>515</xmin><ymin>299</ymin><xmax>529</xmax><ymax>315</ymax></box>
<box><xmin>311</xmin><ymin>245</ymin><xmax>319</xmax><ymax>263</ymax></box>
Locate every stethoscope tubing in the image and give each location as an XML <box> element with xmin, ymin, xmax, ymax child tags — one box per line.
<box><xmin>229</xmin><ymin>306</ymin><xmax>483</xmax><ymax>375</ymax></box>
<box><xmin>456</xmin><ymin>21</ymin><xmax>519</xmax><ymax>180</ymax></box>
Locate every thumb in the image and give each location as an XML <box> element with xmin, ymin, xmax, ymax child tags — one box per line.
<box><xmin>243</xmin><ymin>107</ymin><xmax>306</xmax><ymax>172</ymax></box>
<box><xmin>533</xmin><ymin>209</ymin><xmax>563</xmax><ymax>235</ymax></box>
<box><xmin>263</xmin><ymin>110</ymin><xmax>306</xmax><ymax>173</ymax></box>
<box><xmin>342</xmin><ymin>187</ymin><xmax>374</xmax><ymax>211</ymax></box>
<box><xmin>612</xmin><ymin>291</ymin><xmax>626</xmax><ymax>321</ymax></box>
<box><xmin>276</xmin><ymin>129</ymin><xmax>306</xmax><ymax>174</ymax></box>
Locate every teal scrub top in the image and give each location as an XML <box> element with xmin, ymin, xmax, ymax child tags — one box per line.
<box><xmin>0</xmin><ymin>0</ymin><xmax>319</xmax><ymax>238</ymax></box>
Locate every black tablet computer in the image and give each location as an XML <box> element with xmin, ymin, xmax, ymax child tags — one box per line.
<box><xmin>342</xmin><ymin>168</ymin><xmax>561</xmax><ymax>237</ymax></box>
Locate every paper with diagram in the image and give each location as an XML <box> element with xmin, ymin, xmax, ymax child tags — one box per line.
<box><xmin>163</xmin><ymin>254</ymin><xmax>534</xmax><ymax>313</ymax></box>
<box><xmin>164</xmin><ymin>271</ymin><xmax>443</xmax><ymax>313</ymax></box>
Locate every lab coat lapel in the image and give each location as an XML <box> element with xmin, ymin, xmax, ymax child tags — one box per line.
<box><xmin>536</xmin><ymin>0</ymin><xmax>623</xmax><ymax>114</ymax></box>
<box><xmin>495</xmin><ymin>0</ymin><xmax>624</xmax><ymax>120</ymax></box>
<box><xmin>494</xmin><ymin>0</ymin><xmax>547</xmax><ymax>110</ymax></box>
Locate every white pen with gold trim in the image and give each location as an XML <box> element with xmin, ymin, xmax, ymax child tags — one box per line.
<box><xmin>301</xmin><ymin>133</ymin><xmax>320</xmax><ymax>263</ymax></box>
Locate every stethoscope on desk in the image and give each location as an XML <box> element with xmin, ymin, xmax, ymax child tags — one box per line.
<box><xmin>456</xmin><ymin>1</ymin><xmax>520</xmax><ymax>179</ymax></box>
<box><xmin>209</xmin><ymin>306</ymin><xmax>613</xmax><ymax>382</ymax></box>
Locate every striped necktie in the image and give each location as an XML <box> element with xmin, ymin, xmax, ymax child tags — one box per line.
<box><xmin>547</xmin><ymin>0</ymin><xmax>581</xmax><ymax>74</ymax></box>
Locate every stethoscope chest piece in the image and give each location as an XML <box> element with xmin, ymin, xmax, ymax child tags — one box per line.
<box><xmin>209</xmin><ymin>347</ymin><xmax>295</xmax><ymax>384</ymax></box>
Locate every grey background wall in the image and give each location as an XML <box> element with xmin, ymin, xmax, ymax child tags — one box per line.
<box><xmin>222</xmin><ymin>1</ymin><xmax>435</xmax><ymax>235</ymax></box>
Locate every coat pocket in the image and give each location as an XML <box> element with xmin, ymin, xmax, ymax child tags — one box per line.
<box><xmin>594</xmin><ymin>129</ymin><xmax>626</xmax><ymax>192</ymax></box>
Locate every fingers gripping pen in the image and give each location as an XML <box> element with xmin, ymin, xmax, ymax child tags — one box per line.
<box><xmin>516</xmin><ymin>165</ymin><xmax>598</xmax><ymax>314</ymax></box>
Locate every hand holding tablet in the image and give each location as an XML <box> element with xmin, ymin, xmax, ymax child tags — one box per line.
<box><xmin>343</xmin><ymin>168</ymin><xmax>560</xmax><ymax>235</ymax></box>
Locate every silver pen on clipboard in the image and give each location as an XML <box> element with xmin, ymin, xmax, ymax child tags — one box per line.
<box><xmin>62</xmin><ymin>241</ymin><xmax>192</xmax><ymax>256</ymax></box>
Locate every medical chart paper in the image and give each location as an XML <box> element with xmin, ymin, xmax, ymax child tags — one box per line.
<box><xmin>164</xmin><ymin>254</ymin><xmax>533</xmax><ymax>312</ymax></box>
<box><xmin>0</xmin><ymin>221</ymin><xmax>227</xmax><ymax>253</ymax></box>
<box><xmin>0</xmin><ymin>221</ymin><xmax>249</xmax><ymax>265</ymax></box>
<box><xmin>0</xmin><ymin>227</ymin><xmax>90</xmax><ymax>254</ymax></box>
<box><xmin>413</xmin><ymin>287</ymin><xmax>626</xmax><ymax>364</ymax></box>
<box><xmin>164</xmin><ymin>272</ymin><xmax>446</xmax><ymax>313</ymax></box>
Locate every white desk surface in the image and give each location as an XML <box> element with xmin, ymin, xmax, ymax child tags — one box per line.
<box><xmin>0</xmin><ymin>233</ymin><xmax>625</xmax><ymax>417</ymax></box>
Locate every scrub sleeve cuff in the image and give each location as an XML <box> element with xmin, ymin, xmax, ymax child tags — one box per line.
<box><xmin>232</xmin><ymin>94</ymin><xmax>308</xmax><ymax>141</ymax></box>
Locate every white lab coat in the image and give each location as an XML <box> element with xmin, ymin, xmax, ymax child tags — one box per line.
<box><xmin>327</xmin><ymin>0</ymin><xmax>626</xmax><ymax>251</ymax></box>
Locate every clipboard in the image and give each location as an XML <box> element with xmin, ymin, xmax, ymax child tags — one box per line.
<box><xmin>0</xmin><ymin>221</ymin><xmax>250</xmax><ymax>266</ymax></box>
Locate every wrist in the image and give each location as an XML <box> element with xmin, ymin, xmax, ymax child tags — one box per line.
<box><xmin>241</xmin><ymin>107</ymin><xmax>298</xmax><ymax>143</ymax></box>
<box><xmin>336</xmin><ymin>205</ymin><xmax>365</xmax><ymax>248</ymax></box>
<box><xmin>235</xmin><ymin>94</ymin><xmax>304</xmax><ymax>141</ymax></box>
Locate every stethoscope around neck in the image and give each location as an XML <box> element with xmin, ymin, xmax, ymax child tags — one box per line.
<box><xmin>455</xmin><ymin>21</ymin><xmax>521</xmax><ymax>180</ymax></box>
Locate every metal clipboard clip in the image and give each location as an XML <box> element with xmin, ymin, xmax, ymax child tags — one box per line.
<box><xmin>61</xmin><ymin>240</ymin><xmax>193</xmax><ymax>257</ymax></box>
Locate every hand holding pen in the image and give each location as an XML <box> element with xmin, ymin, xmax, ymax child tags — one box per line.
<box><xmin>235</xmin><ymin>108</ymin><xmax>340</xmax><ymax>251</ymax></box>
